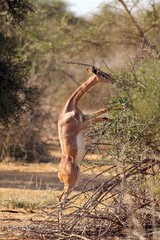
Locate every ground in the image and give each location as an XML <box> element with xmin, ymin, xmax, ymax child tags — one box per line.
<box><xmin>0</xmin><ymin>154</ymin><xmax>110</xmax><ymax>240</ymax></box>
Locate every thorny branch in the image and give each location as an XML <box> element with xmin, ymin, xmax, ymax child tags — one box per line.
<box><xmin>11</xmin><ymin>156</ymin><xmax>160</xmax><ymax>239</ymax></box>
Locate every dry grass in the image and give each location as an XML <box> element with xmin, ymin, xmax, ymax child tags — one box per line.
<box><xmin>1</xmin><ymin>158</ymin><xmax>160</xmax><ymax>239</ymax></box>
<box><xmin>0</xmin><ymin>188</ymin><xmax>58</xmax><ymax>209</ymax></box>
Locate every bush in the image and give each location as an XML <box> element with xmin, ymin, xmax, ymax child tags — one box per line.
<box><xmin>0</xmin><ymin>33</ymin><xmax>38</xmax><ymax>127</ymax></box>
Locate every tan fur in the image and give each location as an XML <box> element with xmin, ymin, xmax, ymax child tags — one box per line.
<box><xmin>58</xmin><ymin>67</ymin><xmax>115</xmax><ymax>201</ymax></box>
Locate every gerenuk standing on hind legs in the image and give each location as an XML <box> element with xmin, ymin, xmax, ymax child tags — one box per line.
<box><xmin>58</xmin><ymin>66</ymin><xmax>118</xmax><ymax>201</ymax></box>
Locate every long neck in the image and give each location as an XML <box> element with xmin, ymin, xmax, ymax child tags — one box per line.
<box><xmin>67</xmin><ymin>75</ymin><xmax>100</xmax><ymax>107</ymax></box>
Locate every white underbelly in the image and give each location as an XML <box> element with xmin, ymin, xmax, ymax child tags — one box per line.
<box><xmin>75</xmin><ymin>133</ymin><xmax>85</xmax><ymax>166</ymax></box>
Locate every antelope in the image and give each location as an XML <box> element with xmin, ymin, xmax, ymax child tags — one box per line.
<box><xmin>58</xmin><ymin>66</ymin><xmax>116</xmax><ymax>201</ymax></box>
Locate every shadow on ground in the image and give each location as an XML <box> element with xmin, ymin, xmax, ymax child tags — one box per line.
<box><xmin>0</xmin><ymin>167</ymin><xmax>106</xmax><ymax>192</ymax></box>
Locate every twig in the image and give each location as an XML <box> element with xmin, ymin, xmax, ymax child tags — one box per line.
<box><xmin>69</xmin><ymin>233</ymin><xmax>91</xmax><ymax>240</ymax></box>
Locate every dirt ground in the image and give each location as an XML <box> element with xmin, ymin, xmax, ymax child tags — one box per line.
<box><xmin>0</xmin><ymin>155</ymin><xmax>110</xmax><ymax>240</ymax></box>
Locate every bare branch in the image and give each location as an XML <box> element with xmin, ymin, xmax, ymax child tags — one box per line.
<box><xmin>117</xmin><ymin>0</ymin><xmax>144</xmax><ymax>37</ymax></box>
<box><xmin>117</xmin><ymin>0</ymin><xmax>159</xmax><ymax>58</ymax></box>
